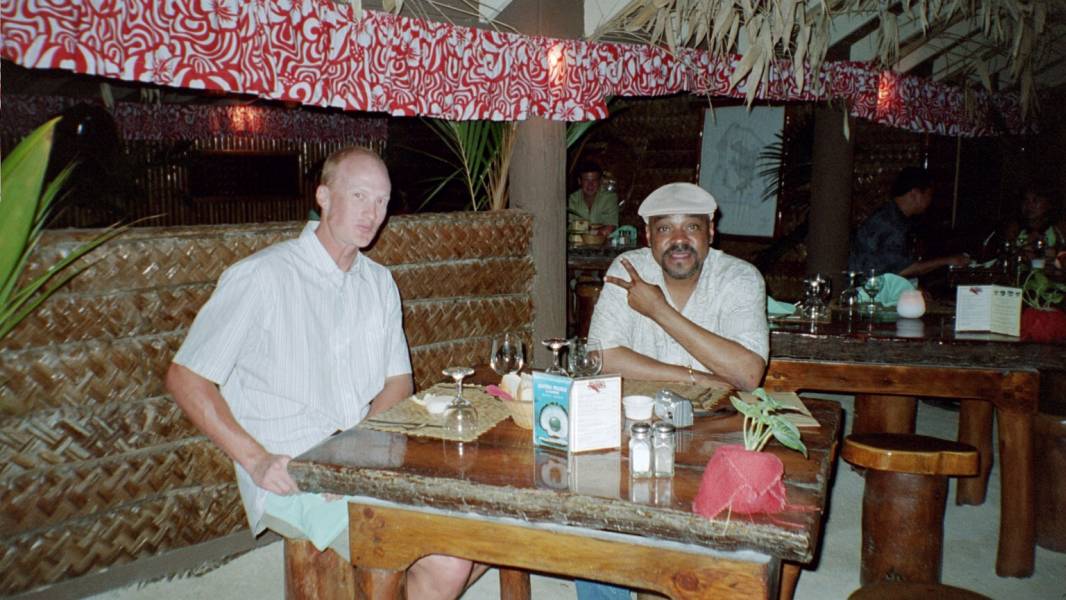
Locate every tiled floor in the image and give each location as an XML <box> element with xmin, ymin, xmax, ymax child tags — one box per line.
<box><xmin>86</xmin><ymin>395</ymin><xmax>1066</xmax><ymax>600</ymax></box>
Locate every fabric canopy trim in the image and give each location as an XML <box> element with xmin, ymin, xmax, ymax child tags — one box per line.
<box><xmin>0</xmin><ymin>0</ymin><xmax>1025</xmax><ymax>137</ymax></box>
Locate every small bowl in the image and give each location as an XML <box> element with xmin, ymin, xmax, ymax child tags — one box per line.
<box><xmin>622</xmin><ymin>395</ymin><xmax>654</xmax><ymax>421</ymax></box>
<box><xmin>581</xmin><ymin>233</ymin><xmax>606</xmax><ymax>247</ymax></box>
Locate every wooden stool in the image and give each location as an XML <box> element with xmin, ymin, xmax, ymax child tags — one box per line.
<box><xmin>1035</xmin><ymin>410</ymin><xmax>1066</xmax><ymax>552</ymax></box>
<box><xmin>841</xmin><ymin>433</ymin><xmax>978</xmax><ymax>585</ymax></box>
<box><xmin>849</xmin><ymin>582</ymin><xmax>991</xmax><ymax>600</ymax></box>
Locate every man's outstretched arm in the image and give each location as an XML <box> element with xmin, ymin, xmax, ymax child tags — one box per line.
<box><xmin>166</xmin><ymin>363</ymin><xmax>299</xmax><ymax>495</ymax></box>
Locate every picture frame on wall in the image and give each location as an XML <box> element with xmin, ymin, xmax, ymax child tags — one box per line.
<box><xmin>697</xmin><ymin>105</ymin><xmax>785</xmax><ymax>238</ymax></box>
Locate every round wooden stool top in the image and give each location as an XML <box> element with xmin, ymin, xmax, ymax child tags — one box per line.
<box><xmin>842</xmin><ymin>433</ymin><xmax>978</xmax><ymax>476</ymax></box>
<box><xmin>849</xmin><ymin>581</ymin><xmax>992</xmax><ymax>600</ymax></box>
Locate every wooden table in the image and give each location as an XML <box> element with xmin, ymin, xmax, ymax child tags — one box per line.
<box><xmin>287</xmin><ymin>392</ymin><xmax>842</xmax><ymax>600</ymax></box>
<box><xmin>764</xmin><ymin>310</ymin><xmax>1066</xmax><ymax>577</ymax></box>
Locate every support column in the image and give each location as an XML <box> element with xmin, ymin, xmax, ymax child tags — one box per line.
<box><xmin>499</xmin><ymin>0</ymin><xmax>583</xmax><ymax>367</ymax></box>
<box><xmin>807</xmin><ymin>106</ymin><xmax>855</xmax><ymax>288</ymax></box>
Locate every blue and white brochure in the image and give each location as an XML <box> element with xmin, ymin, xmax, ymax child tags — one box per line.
<box><xmin>532</xmin><ymin>371</ymin><xmax>572</xmax><ymax>450</ymax></box>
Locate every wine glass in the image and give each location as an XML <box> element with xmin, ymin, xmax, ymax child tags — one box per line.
<box><xmin>442</xmin><ymin>366</ymin><xmax>477</xmax><ymax>436</ymax></box>
<box><xmin>863</xmin><ymin>269</ymin><xmax>883</xmax><ymax>315</ymax></box>
<box><xmin>490</xmin><ymin>334</ymin><xmax>525</xmax><ymax>376</ymax></box>
<box><xmin>839</xmin><ymin>270</ymin><xmax>862</xmax><ymax>313</ymax></box>
<box><xmin>541</xmin><ymin>338</ymin><xmax>570</xmax><ymax>375</ymax></box>
<box><xmin>567</xmin><ymin>337</ymin><xmax>603</xmax><ymax>377</ymax></box>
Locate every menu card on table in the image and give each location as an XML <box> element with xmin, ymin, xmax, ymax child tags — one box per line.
<box><xmin>532</xmin><ymin>371</ymin><xmax>622</xmax><ymax>453</ymax></box>
<box><xmin>955</xmin><ymin>285</ymin><xmax>1022</xmax><ymax>337</ymax></box>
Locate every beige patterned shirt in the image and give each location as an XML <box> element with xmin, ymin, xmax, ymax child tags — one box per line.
<box><xmin>589</xmin><ymin>247</ymin><xmax>769</xmax><ymax>371</ymax></box>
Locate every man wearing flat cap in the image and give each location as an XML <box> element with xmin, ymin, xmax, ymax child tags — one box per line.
<box><xmin>587</xmin><ymin>182</ymin><xmax>768</xmax><ymax>391</ymax></box>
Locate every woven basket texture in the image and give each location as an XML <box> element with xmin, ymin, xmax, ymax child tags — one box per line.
<box><xmin>0</xmin><ymin>210</ymin><xmax>534</xmax><ymax>594</ymax></box>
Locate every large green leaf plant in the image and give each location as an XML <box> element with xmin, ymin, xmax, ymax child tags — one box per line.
<box><xmin>730</xmin><ymin>388</ymin><xmax>808</xmax><ymax>457</ymax></box>
<box><xmin>1</xmin><ymin>117</ymin><xmax>126</xmax><ymax>340</ymax></box>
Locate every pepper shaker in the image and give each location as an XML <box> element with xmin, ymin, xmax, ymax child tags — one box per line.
<box><xmin>652</xmin><ymin>421</ymin><xmax>676</xmax><ymax>477</ymax></box>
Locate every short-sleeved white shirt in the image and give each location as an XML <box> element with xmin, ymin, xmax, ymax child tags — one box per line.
<box><xmin>588</xmin><ymin>247</ymin><xmax>769</xmax><ymax>371</ymax></box>
<box><xmin>173</xmin><ymin>221</ymin><xmax>411</xmax><ymax>533</ymax></box>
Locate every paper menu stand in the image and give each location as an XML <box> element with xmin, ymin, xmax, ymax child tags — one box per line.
<box><xmin>568</xmin><ymin>374</ymin><xmax>622</xmax><ymax>453</ymax></box>
<box><xmin>532</xmin><ymin>371</ymin><xmax>622</xmax><ymax>453</ymax></box>
<box><xmin>955</xmin><ymin>285</ymin><xmax>1022</xmax><ymax>337</ymax></box>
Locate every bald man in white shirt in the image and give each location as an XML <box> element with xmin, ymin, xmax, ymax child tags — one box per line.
<box><xmin>166</xmin><ymin>147</ymin><xmax>475</xmax><ymax>600</ymax></box>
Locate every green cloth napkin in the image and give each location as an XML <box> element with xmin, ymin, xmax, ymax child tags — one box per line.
<box><xmin>767</xmin><ymin>297</ymin><xmax>797</xmax><ymax>316</ymax></box>
<box><xmin>858</xmin><ymin>273</ymin><xmax>915</xmax><ymax>307</ymax></box>
<box><xmin>265</xmin><ymin>492</ymin><xmax>351</xmax><ymax>551</ymax></box>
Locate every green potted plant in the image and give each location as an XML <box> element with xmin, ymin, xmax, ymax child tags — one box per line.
<box><xmin>1</xmin><ymin>117</ymin><xmax>125</xmax><ymax>340</ymax></box>
<box><xmin>1019</xmin><ymin>269</ymin><xmax>1066</xmax><ymax>342</ymax></box>
<box><xmin>693</xmin><ymin>389</ymin><xmax>808</xmax><ymax>518</ymax></box>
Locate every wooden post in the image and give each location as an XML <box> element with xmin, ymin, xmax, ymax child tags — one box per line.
<box><xmin>807</xmin><ymin>106</ymin><xmax>855</xmax><ymax>288</ymax></box>
<box><xmin>499</xmin><ymin>0</ymin><xmax>584</xmax><ymax>367</ymax></box>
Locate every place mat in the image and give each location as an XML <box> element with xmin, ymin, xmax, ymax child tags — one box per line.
<box><xmin>622</xmin><ymin>380</ymin><xmax>733</xmax><ymax>414</ymax></box>
<box><xmin>358</xmin><ymin>383</ymin><xmax>510</xmax><ymax>442</ymax></box>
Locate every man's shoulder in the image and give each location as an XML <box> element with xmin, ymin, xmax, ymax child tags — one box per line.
<box><xmin>708</xmin><ymin>248</ymin><xmax>760</xmax><ymax>275</ymax></box>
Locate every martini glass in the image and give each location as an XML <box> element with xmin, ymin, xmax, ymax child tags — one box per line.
<box><xmin>541</xmin><ymin>338</ymin><xmax>570</xmax><ymax>375</ymax></box>
<box><xmin>442</xmin><ymin>366</ymin><xmax>477</xmax><ymax>436</ymax></box>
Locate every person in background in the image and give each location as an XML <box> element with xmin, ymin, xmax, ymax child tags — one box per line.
<box><xmin>848</xmin><ymin>166</ymin><xmax>970</xmax><ymax>277</ymax></box>
<box><xmin>567</xmin><ymin>161</ymin><xmax>619</xmax><ymax>236</ymax></box>
<box><xmin>1004</xmin><ymin>182</ymin><xmax>1063</xmax><ymax>261</ymax></box>
<box><xmin>166</xmin><ymin>147</ymin><xmax>477</xmax><ymax>600</ymax></box>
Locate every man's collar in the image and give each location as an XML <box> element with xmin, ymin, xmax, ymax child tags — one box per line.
<box><xmin>299</xmin><ymin>221</ymin><xmax>365</xmax><ymax>281</ymax></box>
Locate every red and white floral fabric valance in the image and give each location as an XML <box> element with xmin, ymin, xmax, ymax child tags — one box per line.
<box><xmin>0</xmin><ymin>0</ymin><xmax>1025</xmax><ymax>137</ymax></box>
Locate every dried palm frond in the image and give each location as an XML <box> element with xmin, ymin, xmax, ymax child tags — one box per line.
<box><xmin>591</xmin><ymin>0</ymin><xmax>1058</xmax><ymax>118</ymax></box>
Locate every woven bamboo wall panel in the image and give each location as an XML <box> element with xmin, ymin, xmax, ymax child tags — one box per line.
<box><xmin>22</xmin><ymin>227</ymin><xmax>298</xmax><ymax>296</ymax></box>
<box><xmin>392</xmin><ymin>257</ymin><xmax>534</xmax><ymax>301</ymax></box>
<box><xmin>367</xmin><ymin>211</ymin><xmax>533</xmax><ymax>265</ymax></box>
<box><xmin>0</xmin><ymin>397</ymin><xmax>198</xmax><ymax>478</ymax></box>
<box><xmin>0</xmin><ymin>210</ymin><xmax>534</xmax><ymax>594</ymax></box>
<box><xmin>409</xmin><ymin>333</ymin><xmax>533</xmax><ymax>391</ymax></box>
<box><xmin>403</xmin><ymin>296</ymin><xmax>533</xmax><ymax>347</ymax></box>
<box><xmin>1</xmin><ymin>438</ymin><xmax>231</xmax><ymax>532</ymax></box>
<box><xmin>0</xmin><ymin>483</ymin><xmax>245</xmax><ymax>596</ymax></box>
<box><xmin>0</xmin><ymin>285</ymin><xmax>212</xmax><ymax>351</ymax></box>
<box><xmin>1</xmin><ymin>334</ymin><xmax>181</xmax><ymax>416</ymax></box>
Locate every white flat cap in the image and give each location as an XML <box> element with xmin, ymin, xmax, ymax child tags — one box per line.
<box><xmin>638</xmin><ymin>183</ymin><xmax>718</xmax><ymax>223</ymax></box>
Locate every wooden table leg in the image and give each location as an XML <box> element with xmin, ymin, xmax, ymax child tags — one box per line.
<box><xmin>499</xmin><ymin>568</ymin><xmax>531</xmax><ymax>600</ymax></box>
<box><xmin>995</xmin><ymin>409</ymin><xmax>1035</xmax><ymax>577</ymax></box>
<box><xmin>778</xmin><ymin>562</ymin><xmax>800</xmax><ymax>600</ymax></box>
<box><xmin>957</xmin><ymin>400</ymin><xmax>994</xmax><ymax>505</ymax></box>
<box><xmin>853</xmin><ymin>395</ymin><xmax>916</xmax><ymax>435</ymax></box>
<box><xmin>354</xmin><ymin>567</ymin><xmax>405</xmax><ymax>600</ymax></box>
<box><xmin>284</xmin><ymin>538</ymin><xmax>359</xmax><ymax>600</ymax></box>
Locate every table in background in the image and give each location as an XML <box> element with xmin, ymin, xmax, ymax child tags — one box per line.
<box><xmin>288</xmin><ymin>385</ymin><xmax>842</xmax><ymax>600</ymax></box>
<box><xmin>567</xmin><ymin>244</ymin><xmax>630</xmax><ymax>337</ymax></box>
<box><xmin>764</xmin><ymin>309</ymin><xmax>1065</xmax><ymax>577</ymax></box>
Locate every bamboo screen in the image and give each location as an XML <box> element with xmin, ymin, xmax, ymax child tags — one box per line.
<box><xmin>0</xmin><ymin>210</ymin><xmax>534</xmax><ymax>595</ymax></box>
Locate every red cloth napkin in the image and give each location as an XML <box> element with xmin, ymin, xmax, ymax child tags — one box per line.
<box><xmin>693</xmin><ymin>444</ymin><xmax>788</xmax><ymax>518</ymax></box>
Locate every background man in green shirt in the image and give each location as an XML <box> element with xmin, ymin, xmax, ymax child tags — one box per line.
<box><xmin>567</xmin><ymin>161</ymin><xmax>619</xmax><ymax>236</ymax></box>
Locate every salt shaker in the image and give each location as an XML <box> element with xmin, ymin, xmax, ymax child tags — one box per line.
<box><xmin>652</xmin><ymin>422</ymin><xmax>676</xmax><ymax>477</ymax></box>
<box><xmin>629</xmin><ymin>422</ymin><xmax>653</xmax><ymax>478</ymax></box>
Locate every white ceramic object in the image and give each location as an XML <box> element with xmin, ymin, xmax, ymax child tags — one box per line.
<box><xmin>417</xmin><ymin>394</ymin><xmax>454</xmax><ymax>415</ymax></box>
<box><xmin>622</xmin><ymin>395</ymin><xmax>654</xmax><ymax>420</ymax></box>
<box><xmin>896</xmin><ymin>289</ymin><xmax>926</xmax><ymax>319</ymax></box>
